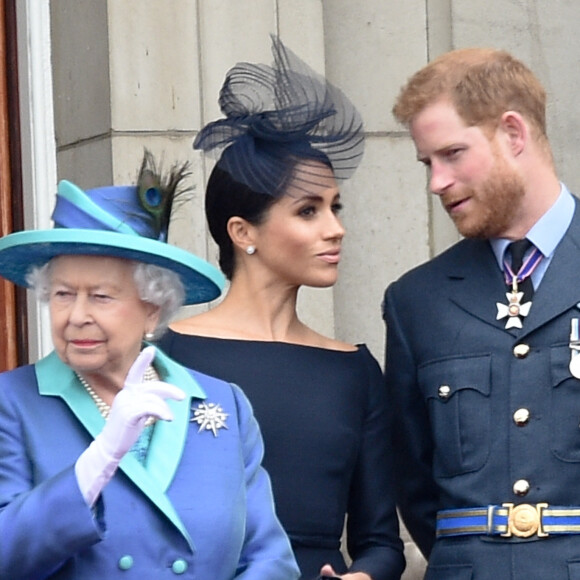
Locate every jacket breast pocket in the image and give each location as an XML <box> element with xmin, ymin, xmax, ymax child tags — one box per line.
<box><xmin>551</xmin><ymin>345</ymin><xmax>580</xmax><ymax>462</ymax></box>
<box><xmin>419</xmin><ymin>355</ymin><xmax>491</xmax><ymax>477</ymax></box>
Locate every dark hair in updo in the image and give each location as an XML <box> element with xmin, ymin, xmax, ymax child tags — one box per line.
<box><xmin>205</xmin><ymin>164</ymin><xmax>275</xmax><ymax>280</ymax></box>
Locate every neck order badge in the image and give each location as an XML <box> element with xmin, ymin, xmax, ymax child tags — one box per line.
<box><xmin>496</xmin><ymin>240</ymin><xmax>542</xmax><ymax>329</ymax></box>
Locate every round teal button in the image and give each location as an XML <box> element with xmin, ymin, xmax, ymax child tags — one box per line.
<box><xmin>118</xmin><ymin>555</ymin><xmax>134</xmax><ymax>570</ymax></box>
<box><xmin>171</xmin><ymin>559</ymin><xmax>188</xmax><ymax>574</ymax></box>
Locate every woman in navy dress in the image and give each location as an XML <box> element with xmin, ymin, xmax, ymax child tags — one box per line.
<box><xmin>158</xmin><ymin>37</ymin><xmax>404</xmax><ymax>580</ymax></box>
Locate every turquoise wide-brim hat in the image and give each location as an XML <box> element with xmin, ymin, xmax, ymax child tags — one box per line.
<box><xmin>0</xmin><ymin>179</ymin><xmax>225</xmax><ymax>304</ymax></box>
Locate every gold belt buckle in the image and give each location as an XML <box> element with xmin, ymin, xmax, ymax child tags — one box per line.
<box><xmin>501</xmin><ymin>503</ymin><xmax>548</xmax><ymax>538</ymax></box>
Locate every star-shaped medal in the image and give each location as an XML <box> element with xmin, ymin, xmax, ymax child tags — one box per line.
<box><xmin>496</xmin><ymin>289</ymin><xmax>532</xmax><ymax>329</ymax></box>
<box><xmin>191</xmin><ymin>402</ymin><xmax>229</xmax><ymax>437</ymax></box>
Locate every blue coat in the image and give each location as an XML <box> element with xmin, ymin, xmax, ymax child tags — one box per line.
<box><xmin>383</xmin><ymin>200</ymin><xmax>580</xmax><ymax>579</ymax></box>
<box><xmin>0</xmin><ymin>349</ymin><xmax>299</xmax><ymax>579</ymax></box>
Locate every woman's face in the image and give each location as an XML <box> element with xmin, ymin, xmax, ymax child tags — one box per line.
<box><xmin>49</xmin><ymin>255</ymin><xmax>160</xmax><ymax>386</ymax></box>
<box><xmin>250</xmin><ymin>161</ymin><xmax>345</xmax><ymax>288</ymax></box>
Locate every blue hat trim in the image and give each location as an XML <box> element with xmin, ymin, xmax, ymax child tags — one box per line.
<box><xmin>0</xmin><ymin>180</ymin><xmax>225</xmax><ymax>305</ymax></box>
<box><xmin>52</xmin><ymin>180</ymin><xmax>138</xmax><ymax>235</ymax></box>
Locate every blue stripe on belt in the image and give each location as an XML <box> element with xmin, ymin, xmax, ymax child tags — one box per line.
<box><xmin>436</xmin><ymin>504</ymin><xmax>580</xmax><ymax>538</ymax></box>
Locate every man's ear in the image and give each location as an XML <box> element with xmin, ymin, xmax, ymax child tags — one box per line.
<box><xmin>499</xmin><ymin>110</ymin><xmax>527</xmax><ymax>156</ymax></box>
<box><xmin>227</xmin><ymin>216</ymin><xmax>256</xmax><ymax>253</ymax></box>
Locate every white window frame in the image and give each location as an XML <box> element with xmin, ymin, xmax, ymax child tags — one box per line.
<box><xmin>17</xmin><ymin>0</ymin><xmax>57</xmax><ymax>361</ymax></box>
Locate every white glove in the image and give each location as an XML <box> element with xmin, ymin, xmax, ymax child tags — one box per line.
<box><xmin>75</xmin><ymin>346</ymin><xmax>185</xmax><ymax>506</ymax></box>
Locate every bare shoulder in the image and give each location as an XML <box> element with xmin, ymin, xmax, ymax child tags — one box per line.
<box><xmin>170</xmin><ymin>309</ymin><xmax>261</xmax><ymax>340</ymax></box>
<box><xmin>169</xmin><ymin>311</ymin><xmax>223</xmax><ymax>337</ymax></box>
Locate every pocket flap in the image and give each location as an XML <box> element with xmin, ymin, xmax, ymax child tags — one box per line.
<box><xmin>419</xmin><ymin>355</ymin><xmax>491</xmax><ymax>401</ymax></box>
<box><xmin>425</xmin><ymin>564</ymin><xmax>473</xmax><ymax>580</ymax></box>
<box><xmin>569</xmin><ymin>560</ymin><xmax>580</xmax><ymax>580</ymax></box>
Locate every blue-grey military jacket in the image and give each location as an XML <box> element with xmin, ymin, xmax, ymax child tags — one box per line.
<box><xmin>384</xmin><ymin>200</ymin><xmax>580</xmax><ymax>579</ymax></box>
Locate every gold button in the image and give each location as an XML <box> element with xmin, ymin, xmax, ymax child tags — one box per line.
<box><xmin>438</xmin><ymin>385</ymin><xmax>451</xmax><ymax>399</ymax></box>
<box><xmin>513</xmin><ymin>408</ymin><xmax>530</xmax><ymax>426</ymax></box>
<box><xmin>513</xmin><ymin>344</ymin><xmax>530</xmax><ymax>358</ymax></box>
<box><xmin>513</xmin><ymin>479</ymin><xmax>530</xmax><ymax>496</ymax></box>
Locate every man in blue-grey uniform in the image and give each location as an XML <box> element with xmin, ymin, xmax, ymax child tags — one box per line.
<box><xmin>383</xmin><ymin>47</ymin><xmax>580</xmax><ymax>579</ymax></box>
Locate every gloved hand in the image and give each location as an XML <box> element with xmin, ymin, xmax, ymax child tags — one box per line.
<box><xmin>75</xmin><ymin>346</ymin><xmax>185</xmax><ymax>506</ymax></box>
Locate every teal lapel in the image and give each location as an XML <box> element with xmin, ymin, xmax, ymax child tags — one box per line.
<box><xmin>144</xmin><ymin>348</ymin><xmax>206</xmax><ymax>491</ymax></box>
<box><xmin>35</xmin><ymin>349</ymin><xmax>207</xmax><ymax>550</ymax></box>
<box><xmin>36</xmin><ymin>351</ymin><xmax>107</xmax><ymax>435</ymax></box>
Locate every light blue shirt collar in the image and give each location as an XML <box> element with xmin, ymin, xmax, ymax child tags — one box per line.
<box><xmin>490</xmin><ymin>183</ymin><xmax>575</xmax><ymax>285</ymax></box>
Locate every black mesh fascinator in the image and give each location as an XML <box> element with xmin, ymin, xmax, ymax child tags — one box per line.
<box><xmin>193</xmin><ymin>35</ymin><xmax>364</xmax><ymax>197</ymax></box>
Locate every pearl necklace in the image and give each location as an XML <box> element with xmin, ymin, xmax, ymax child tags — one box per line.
<box><xmin>76</xmin><ymin>365</ymin><xmax>159</xmax><ymax>426</ymax></box>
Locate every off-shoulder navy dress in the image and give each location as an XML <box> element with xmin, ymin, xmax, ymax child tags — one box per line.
<box><xmin>158</xmin><ymin>330</ymin><xmax>404</xmax><ymax>580</ymax></box>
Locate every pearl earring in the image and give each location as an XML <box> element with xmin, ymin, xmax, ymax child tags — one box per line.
<box><xmin>246</xmin><ymin>245</ymin><xmax>256</xmax><ymax>255</ymax></box>
<box><xmin>144</xmin><ymin>332</ymin><xmax>155</xmax><ymax>341</ymax></box>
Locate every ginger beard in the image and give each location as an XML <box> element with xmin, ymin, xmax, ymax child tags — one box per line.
<box><xmin>444</xmin><ymin>145</ymin><xmax>526</xmax><ymax>239</ymax></box>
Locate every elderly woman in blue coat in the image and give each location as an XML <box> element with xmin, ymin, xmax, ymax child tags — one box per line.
<box><xmin>0</xmin><ymin>153</ymin><xmax>299</xmax><ymax>580</ymax></box>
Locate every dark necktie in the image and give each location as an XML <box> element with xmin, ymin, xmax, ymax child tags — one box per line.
<box><xmin>507</xmin><ymin>239</ymin><xmax>534</xmax><ymax>303</ymax></box>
